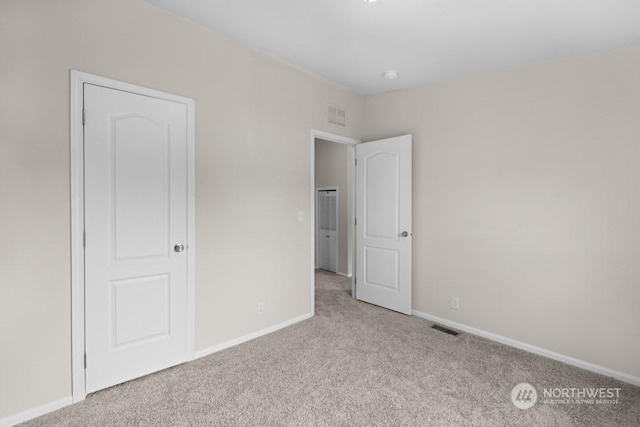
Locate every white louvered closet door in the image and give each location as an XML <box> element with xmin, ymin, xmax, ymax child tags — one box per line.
<box><xmin>317</xmin><ymin>190</ymin><xmax>338</xmax><ymax>273</ymax></box>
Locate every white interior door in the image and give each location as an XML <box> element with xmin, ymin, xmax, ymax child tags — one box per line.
<box><xmin>355</xmin><ymin>135</ymin><xmax>412</xmax><ymax>314</ymax></box>
<box><xmin>84</xmin><ymin>84</ymin><xmax>189</xmax><ymax>393</ymax></box>
<box><xmin>317</xmin><ymin>190</ymin><xmax>338</xmax><ymax>272</ymax></box>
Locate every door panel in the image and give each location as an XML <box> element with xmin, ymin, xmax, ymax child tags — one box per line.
<box><xmin>364</xmin><ymin>247</ymin><xmax>399</xmax><ymax>290</ymax></box>
<box><xmin>111</xmin><ymin>274</ymin><xmax>170</xmax><ymax>348</ymax></box>
<box><xmin>365</xmin><ymin>152</ymin><xmax>398</xmax><ymax>239</ymax></box>
<box><xmin>84</xmin><ymin>84</ymin><xmax>189</xmax><ymax>393</ymax></box>
<box><xmin>356</xmin><ymin>135</ymin><xmax>412</xmax><ymax>314</ymax></box>
<box><xmin>112</xmin><ymin>114</ymin><xmax>169</xmax><ymax>260</ymax></box>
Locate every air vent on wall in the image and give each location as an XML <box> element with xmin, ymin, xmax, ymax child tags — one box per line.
<box><xmin>328</xmin><ymin>105</ymin><xmax>346</xmax><ymax>127</ymax></box>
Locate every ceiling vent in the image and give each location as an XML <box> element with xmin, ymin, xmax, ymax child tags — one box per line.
<box><xmin>328</xmin><ymin>105</ymin><xmax>346</xmax><ymax>127</ymax></box>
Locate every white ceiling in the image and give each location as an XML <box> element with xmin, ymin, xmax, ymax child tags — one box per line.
<box><xmin>144</xmin><ymin>0</ymin><xmax>640</xmax><ymax>94</ymax></box>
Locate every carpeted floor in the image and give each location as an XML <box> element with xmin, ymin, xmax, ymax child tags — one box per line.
<box><xmin>23</xmin><ymin>270</ymin><xmax>640</xmax><ymax>426</ymax></box>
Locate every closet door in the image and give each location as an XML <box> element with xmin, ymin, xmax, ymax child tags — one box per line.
<box><xmin>84</xmin><ymin>83</ymin><xmax>189</xmax><ymax>393</ymax></box>
<box><xmin>317</xmin><ymin>190</ymin><xmax>338</xmax><ymax>273</ymax></box>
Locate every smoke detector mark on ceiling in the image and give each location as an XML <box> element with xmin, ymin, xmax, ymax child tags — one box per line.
<box><xmin>383</xmin><ymin>70</ymin><xmax>399</xmax><ymax>80</ymax></box>
<box><xmin>328</xmin><ymin>105</ymin><xmax>346</xmax><ymax>127</ymax></box>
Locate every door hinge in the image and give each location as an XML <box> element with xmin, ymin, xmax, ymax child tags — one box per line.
<box><xmin>84</xmin><ymin>353</ymin><xmax>87</xmax><ymax>369</ymax></box>
<box><xmin>83</xmin><ymin>231</ymin><xmax>86</xmax><ymax>248</ymax></box>
<box><xmin>355</xmin><ymin>158</ymin><xmax>357</xmax><ymax>166</ymax></box>
<box><xmin>355</xmin><ymin>218</ymin><xmax>357</xmax><ymax>226</ymax></box>
<box><xmin>355</xmin><ymin>277</ymin><xmax>357</xmax><ymax>284</ymax></box>
<box><xmin>82</xmin><ymin>108</ymin><xmax>86</xmax><ymax>126</ymax></box>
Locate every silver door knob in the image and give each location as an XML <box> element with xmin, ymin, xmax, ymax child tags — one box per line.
<box><xmin>174</xmin><ymin>243</ymin><xmax>185</xmax><ymax>252</ymax></box>
<box><xmin>400</xmin><ymin>231</ymin><xmax>409</xmax><ymax>237</ymax></box>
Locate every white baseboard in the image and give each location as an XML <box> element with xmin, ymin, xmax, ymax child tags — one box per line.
<box><xmin>0</xmin><ymin>396</ymin><xmax>72</xmax><ymax>427</ymax></box>
<box><xmin>412</xmin><ymin>310</ymin><xmax>640</xmax><ymax>388</ymax></box>
<box><xmin>194</xmin><ymin>312</ymin><xmax>314</xmax><ymax>359</ymax></box>
<box><xmin>336</xmin><ymin>272</ymin><xmax>352</xmax><ymax>278</ymax></box>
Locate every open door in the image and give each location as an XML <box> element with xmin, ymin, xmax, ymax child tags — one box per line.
<box><xmin>355</xmin><ymin>135</ymin><xmax>412</xmax><ymax>314</ymax></box>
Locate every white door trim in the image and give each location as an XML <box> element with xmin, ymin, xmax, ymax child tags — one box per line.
<box><xmin>70</xmin><ymin>70</ymin><xmax>196</xmax><ymax>402</ymax></box>
<box><xmin>309</xmin><ymin>130</ymin><xmax>359</xmax><ymax>315</ymax></box>
<box><xmin>315</xmin><ymin>187</ymin><xmax>339</xmax><ymax>272</ymax></box>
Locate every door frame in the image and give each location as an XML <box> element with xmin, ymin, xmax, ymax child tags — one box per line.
<box><xmin>315</xmin><ymin>187</ymin><xmax>339</xmax><ymax>272</ymax></box>
<box><xmin>70</xmin><ymin>70</ymin><xmax>196</xmax><ymax>402</ymax></box>
<box><xmin>309</xmin><ymin>130</ymin><xmax>359</xmax><ymax>314</ymax></box>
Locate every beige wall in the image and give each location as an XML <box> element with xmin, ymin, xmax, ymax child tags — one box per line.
<box><xmin>315</xmin><ymin>139</ymin><xmax>353</xmax><ymax>276</ymax></box>
<box><xmin>0</xmin><ymin>0</ymin><xmax>362</xmax><ymax>418</ymax></box>
<box><xmin>1</xmin><ymin>0</ymin><xmax>638</xmax><ymax>421</ymax></box>
<box><xmin>363</xmin><ymin>47</ymin><xmax>640</xmax><ymax>379</ymax></box>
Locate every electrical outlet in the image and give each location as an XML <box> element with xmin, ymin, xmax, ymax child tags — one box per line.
<box><xmin>257</xmin><ymin>302</ymin><xmax>265</xmax><ymax>315</ymax></box>
<box><xmin>450</xmin><ymin>296</ymin><xmax>460</xmax><ymax>310</ymax></box>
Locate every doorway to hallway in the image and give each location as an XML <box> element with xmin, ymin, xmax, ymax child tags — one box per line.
<box><xmin>310</xmin><ymin>131</ymin><xmax>358</xmax><ymax>314</ymax></box>
<box><xmin>309</xmin><ymin>130</ymin><xmax>414</xmax><ymax>316</ymax></box>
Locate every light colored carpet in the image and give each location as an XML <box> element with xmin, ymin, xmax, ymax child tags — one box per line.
<box><xmin>23</xmin><ymin>270</ymin><xmax>640</xmax><ymax>426</ymax></box>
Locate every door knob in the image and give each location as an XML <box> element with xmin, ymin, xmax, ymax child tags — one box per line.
<box><xmin>400</xmin><ymin>231</ymin><xmax>409</xmax><ymax>237</ymax></box>
<box><xmin>174</xmin><ymin>243</ymin><xmax>185</xmax><ymax>252</ymax></box>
